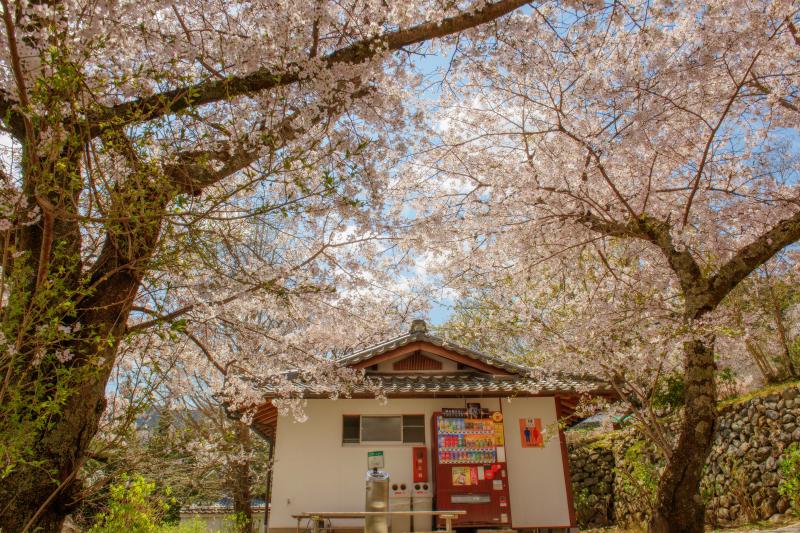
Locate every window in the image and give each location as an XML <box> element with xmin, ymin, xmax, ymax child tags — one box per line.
<box><xmin>341</xmin><ymin>415</ymin><xmax>426</xmax><ymax>444</ymax></box>
<box><xmin>362</xmin><ymin>416</ymin><xmax>402</xmax><ymax>442</ymax></box>
<box><xmin>402</xmin><ymin>415</ymin><xmax>425</xmax><ymax>443</ymax></box>
<box><xmin>343</xmin><ymin>415</ymin><xmax>360</xmax><ymax>444</ymax></box>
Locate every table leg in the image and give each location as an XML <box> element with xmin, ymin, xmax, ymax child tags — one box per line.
<box><xmin>445</xmin><ymin>516</ymin><xmax>452</xmax><ymax>532</ymax></box>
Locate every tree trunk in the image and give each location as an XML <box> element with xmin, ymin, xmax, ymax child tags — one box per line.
<box><xmin>0</xmin><ymin>367</ymin><xmax>111</xmax><ymax>532</ymax></box>
<box><xmin>769</xmin><ymin>290</ymin><xmax>798</xmax><ymax>378</ymax></box>
<box><xmin>0</xmin><ymin>179</ymin><xmax>167</xmax><ymax>531</ymax></box>
<box><xmin>745</xmin><ymin>339</ymin><xmax>779</xmax><ymax>384</ymax></box>
<box><xmin>0</xmin><ymin>268</ymin><xmax>141</xmax><ymax>531</ymax></box>
<box><xmin>649</xmin><ymin>336</ymin><xmax>717</xmax><ymax>533</ymax></box>
<box><xmin>230</xmin><ymin>422</ymin><xmax>254</xmax><ymax>533</ymax></box>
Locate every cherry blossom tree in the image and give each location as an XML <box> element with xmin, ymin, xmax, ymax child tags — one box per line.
<box><xmin>402</xmin><ymin>2</ymin><xmax>800</xmax><ymax>531</ymax></box>
<box><xmin>0</xmin><ymin>0</ymin><xmax>531</xmax><ymax>530</ymax></box>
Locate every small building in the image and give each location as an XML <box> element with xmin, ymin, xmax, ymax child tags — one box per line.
<box><xmin>251</xmin><ymin>320</ymin><xmax>606</xmax><ymax>532</ymax></box>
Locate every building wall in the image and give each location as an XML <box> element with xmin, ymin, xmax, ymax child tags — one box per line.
<box><xmin>501</xmin><ymin>396</ymin><xmax>572</xmax><ymax>528</ymax></box>
<box><xmin>268</xmin><ymin>396</ymin><xmax>571</xmax><ymax>532</ymax></box>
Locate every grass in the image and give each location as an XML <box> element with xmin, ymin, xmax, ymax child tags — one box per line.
<box><xmin>718</xmin><ymin>380</ymin><xmax>800</xmax><ymax>411</ymax></box>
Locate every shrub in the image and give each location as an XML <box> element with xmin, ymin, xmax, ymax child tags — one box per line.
<box><xmin>156</xmin><ymin>519</ymin><xmax>209</xmax><ymax>532</ymax></box>
<box><xmin>615</xmin><ymin>439</ymin><xmax>659</xmax><ymax>527</ymax></box>
<box><xmin>89</xmin><ymin>474</ymin><xmax>175</xmax><ymax>533</ymax></box>
<box><xmin>779</xmin><ymin>443</ymin><xmax>800</xmax><ymax>514</ymax></box>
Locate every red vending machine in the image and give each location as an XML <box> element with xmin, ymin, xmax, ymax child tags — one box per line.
<box><xmin>432</xmin><ymin>407</ymin><xmax>511</xmax><ymax>529</ymax></box>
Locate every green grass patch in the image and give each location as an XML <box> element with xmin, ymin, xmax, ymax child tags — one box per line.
<box><xmin>718</xmin><ymin>379</ymin><xmax>800</xmax><ymax>411</ymax></box>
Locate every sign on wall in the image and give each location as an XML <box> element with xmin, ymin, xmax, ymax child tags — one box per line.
<box><xmin>518</xmin><ymin>418</ymin><xmax>544</xmax><ymax>448</ymax></box>
<box><xmin>367</xmin><ymin>450</ymin><xmax>385</xmax><ymax>469</ymax></box>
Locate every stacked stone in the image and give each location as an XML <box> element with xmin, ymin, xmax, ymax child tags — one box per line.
<box><xmin>568</xmin><ymin>384</ymin><xmax>800</xmax><ymax>529</ymax></box>
<box><xmin>704</xmin><ymin>386</ymin><xmax>800</xmax><ymax>527</ymax></box>
<box><xmin>568</xmin><ymin>442</ymin><xmax>615</xmax><ymax>527</ymax></box>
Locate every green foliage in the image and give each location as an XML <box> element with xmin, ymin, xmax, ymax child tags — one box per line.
<box><xmin>651</xmin><ymin>373</ymin><xmax>685</xmax><ymax>410</ymax></box>
<box><xmin>224</xmin><ymin>512</ymin><xmax>252</xmax><ymax>533</ymax></box>
<box><xmin>155</xmin><ymin>519</ymin><xmax>209</xmax><ymax>533</ymax></box>
<box><xmin>778</xmin><ymin>442</ymin><xmax>800</xmax><ymax>513</ymax></box>
<box><xmin>573</xmin><ymin>487</ymin><xmax>609</xmax><ymax>526</ymax></box>
<box><xmin>717</xmin><ymin>367</ymin><xmax>739</xmax><ymax>400</ymax></box>
<box><xmin>88</xmin><ymin>474</ymin><xmax>176</xmax><ymax>533</ymax></box>
<box><xmin>615</xmin><ymin>439</ymin><xmax>659</xmax><ymax>520</ymax></box>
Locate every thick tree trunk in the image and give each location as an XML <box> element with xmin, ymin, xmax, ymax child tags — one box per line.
<box><xmin>0</xmin><ymin>269</ymin><xmax>140</xmax><ymax>531</ymax></box>
<box><xmin>0</xmin><ymin>366</ymin><xmax>111</xmax><ymax>532</ymax></box>
<box><xmin>648</xmin><ymin>336</ymin><xmax>717</xmax><ymax>533</ymax></box>
<box><xmin>0</xmin><ymin>182</ymin><xmax>166</xmax><ymax>531</ymax></box>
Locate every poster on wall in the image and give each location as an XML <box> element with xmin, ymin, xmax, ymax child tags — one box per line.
<box><xmin>518</xmin><ymin>418</ymin><xmax>544</xmax><ymax>448</ymax></box>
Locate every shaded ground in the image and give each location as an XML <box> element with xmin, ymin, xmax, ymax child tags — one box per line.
<box><xmin>721</xmin><ymin>524</ymin><xmax>800</xmax><ymax>533</ymax></box>
<box><xmin>585</xmin><ymin>520</ymin><xmax>800</xmax><ymax>533</ymax></box>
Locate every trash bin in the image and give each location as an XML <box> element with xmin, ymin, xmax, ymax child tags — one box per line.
<box><xmin>389</xmin><ymin>483</ymin><xmax>411</xmax><ymax>533</ymax></box>
<box><xmin>366</xmin><ymin>469</ymin><xmax>390</xmax><ymax>533</ymax></box>
<box><xmin>410</xmin><ymin>482</ymin><xmax>433</xmax><ymax>532</ymax></box>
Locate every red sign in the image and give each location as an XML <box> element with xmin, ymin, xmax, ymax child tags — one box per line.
<box><xmin>413</xmin><ymin>446</ymin><xmax>428</xmax><ymax>482</ymax></box>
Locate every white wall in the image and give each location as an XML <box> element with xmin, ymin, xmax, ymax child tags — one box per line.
<box><xmin>501</xmin><ymin>396</ymin><xmax>572</xmax><ymax>528</ymax></box>
<box><xmin>268</xmin><ymin>396</ymin><xmax>571</xmax><ymax>531</ymax></box>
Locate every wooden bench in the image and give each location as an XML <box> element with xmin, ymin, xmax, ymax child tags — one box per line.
<box><xmin>291</xmin><ymin>510</ymin><xmax>467</xmax><ymax>533</ymax></box>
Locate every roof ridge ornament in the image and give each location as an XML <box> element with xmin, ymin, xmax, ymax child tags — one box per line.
<box><xmin>409</xmin><ymin>319</ymin><xmax>427</xmax><ymax>334</ymax></box>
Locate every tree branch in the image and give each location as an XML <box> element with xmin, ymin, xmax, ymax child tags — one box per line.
<box><xmin>164</xmin><ymin>82</ymin><xmax>371</xmax><ymax>195</ymax></box>
<box><xmin>0</xmin><ymin>2</ymin><xmax>31</xmax><ymax>141</ymax></box>
<box><xmin>704</xmin><ymin>209</ymin><xmax>800</xmax><ymax>313</ymax></box>
<box><xmin>577</xmin><ymin>212</ymin><xmax>703</xmax><ymax>296</ymax></box>
<box><xmin>0</xmin><ymin>89</ymin><xmax>24</xmax><ymax>139</ymax></box>
<box><xmin>87</xmin><ymin>0</ymin><xmax>529</xmax><ymax>135</ymax></box>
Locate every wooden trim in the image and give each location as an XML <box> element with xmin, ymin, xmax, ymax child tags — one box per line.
<box><xmin>393</xmin><ymin>352</ymin><xmax>443</xmax><ymax>370</ymax></box>
<box><xmin>555</xmin><ymin>396</ymin><xmax>577</xmax><ymax>527</ymax></box>
<box><xmin>351</xmin><ymin>341</ymin><xmax>514</xmax><ymax>375</ymax></box>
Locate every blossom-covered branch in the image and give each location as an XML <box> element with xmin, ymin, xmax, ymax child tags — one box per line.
<box><xmin>88</xmin><ymin>0</ymin><xmax>530</xmax><ymax>135</ymax></box>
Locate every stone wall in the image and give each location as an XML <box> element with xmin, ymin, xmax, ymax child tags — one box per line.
<box><xmin>703</xmin><ymin>386</ymin><xmax>799</xmax><ymax>526</ymax></box>
<box><xmin>567</xmin><ymin>384</ymin><xmax>800</xmax><ymax>529</ymax></box>
<box><xmin>569</xmin><ymin>443</ymin><xmax>615</xmax><ymax>527</ymax></box>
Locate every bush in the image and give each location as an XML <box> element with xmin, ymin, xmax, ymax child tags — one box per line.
<box><xmin>89</xmin><ymin>474</ymin><xmax>175</xmax><ymax>533</ymax></box>
<box><xmin>156</xmin><ymin>519</ymin><xmax>209</xmax><ymax>532</ymax></box>
<box><xmin>779</xmin><ymin>442</ymin><xmax>800</xmax><ymax>514</ymax></box>
<box><xmin>615</xmin><ymin>439</ymin><xmax>659</xmax><ymax>527</ymax></box>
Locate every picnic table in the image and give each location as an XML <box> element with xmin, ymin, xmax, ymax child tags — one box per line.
<box><xmin>291</xmin><ymin>510</ymin><xmax>467</xmax><ymax>533</ymax></box>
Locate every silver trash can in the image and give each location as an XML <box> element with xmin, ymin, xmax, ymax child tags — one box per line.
<box><xmin>389</xmin><ymin>483</ymin><xmax>411</xmax><ymax>533</ymax></box>
<box><xmin>366</xmin><ymin>469</ymin><xmax>390</xmax><ymax>533</ymax></box>
<box><xmin>410</xmin><ymin>482</ymin><xmax>433</xmax><ymax>532</ymax></box>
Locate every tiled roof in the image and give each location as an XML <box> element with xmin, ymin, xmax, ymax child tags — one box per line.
<box><xmin>338</xmin><ymin>321</ymin><xmax>529</xmax><ymax>375</ymax></box>
<box><xmin>281</xmin><ymin>372</ymin><xmax>604</xmax><ymax>397</ymax></box>
<box><xmin>255</xmin><ymin>321</ymin><xmax>608</xmax><ymax>398</ymax></box>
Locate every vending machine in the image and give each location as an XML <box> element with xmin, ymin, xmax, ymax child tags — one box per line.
<box><xmin>431</xmin><ymin>407</ymin><xmax>511</xmax><ymax>528</ymax></box>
